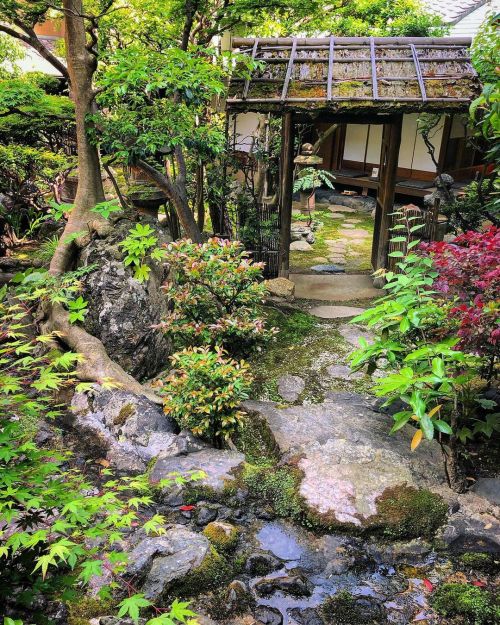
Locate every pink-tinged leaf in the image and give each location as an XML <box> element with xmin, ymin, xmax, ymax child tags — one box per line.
<box><xmin>179</xmin><ymin>505</ymin><xmax>195</xmax><ymax>511</ymax></box>
<box><xmin>423</xmin><ymin>578</ymin><xmax>434</xmax><ymax>592</ymax></box>
<box><xmin>471</xmin><ymin>580</ymin><xmax>487</xmax><ymax>587</ymax></box>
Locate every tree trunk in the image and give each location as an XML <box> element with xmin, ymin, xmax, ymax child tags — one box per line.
<box><xmin>195</xmin><ymin>162</ymin><xmax>205</xmax><ymax>231</ymax></box>
<box><xmin>135</xmin><ymin>159</ymin><xmax>202</xmax><ymax>243</ymax></box>
<box><xmin>49</xmin><ymin>0</ymin><xmax>107</xmax><ymax>276</ymax></box>
<box><xmin>43</xmin><ymin>1</ymin><xmax>156</xmax><ymax>399</ymax></box>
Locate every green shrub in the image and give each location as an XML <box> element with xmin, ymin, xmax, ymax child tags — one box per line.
<box><xmin>160</xmin><ymin>238</ymin><xmax>273</xmax><ymax>357</ymax></box>
<box><xmin>161</xmin><ymin>346</ymin><xmax>252</xmax><ymax>447</ymax></box>
<box><xmin>431</xmin><ymin>583</ymin><xmax>500</xmax><ymax>625</ymax></box>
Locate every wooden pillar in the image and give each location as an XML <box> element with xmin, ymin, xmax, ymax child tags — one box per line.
<box><xmin>372</xmin><ymin>115</ymin><xmax>403</xmax><ymax>276</ymax></box>
<box><xmin>278</xmin><ymin>111</ymin><xmax>294</xmax><ymax>277</ymax></box>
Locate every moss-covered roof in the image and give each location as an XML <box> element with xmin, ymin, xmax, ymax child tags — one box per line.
<box><xmin>227</xmin><ymin>36</ymin><xmax>480</xmax><ymax>115</ymax></box>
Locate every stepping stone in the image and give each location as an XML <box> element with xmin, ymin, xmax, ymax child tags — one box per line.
<box><xmin>326</xmin><ymin>364</ymin><xmax>364</xmax><ymax>380</ymax></box>
<box><xmin>310</xmin><ymin>305</ymin><xmax>365</xmax><ymax>319</ymax></box>
<box><xmin>329</xmin><ymin>205</ymin><xmax>357</xmax><ymax>213</ymax></box>
<box><xmin>338</xmin><ymin>324</ymin><xmax>374</xmax><ymax>347</ymax></box>
<box><xmin>290</xmin><ymin>273</ymin><xmax>380</xmax><ymax>302</ymax></box>
<box><xmin>330</xmin><ymin>213</ymin><xmax>345</xmax><ymax>219</ymax></box>
<box><xmin>311</xmin><ymin>264</ymin><xmax>345</xmax><ymax>274</ymax></box>
<box><xmin>277</xmin><ymin>374</ymin><xmax>305</xmax><ymax>402</ymax></box>
<box><xmin>344</xmin><ymin>218</ymin><xmax>361</xmax><ymax>223</ymax></box>
<box><xmin>339</xmin><ymin>229</ymin><xmax>370</xmax><ymax>238</ymax></box>
<box><xmin>341</xmin><ymin>223</ymin><xmax>356</xmax><ymax>229</ymax></box>
<box><xmin>290</xmin><ymin>240</ymin><xmax>313</xmax><ymax>251</ymax></box>
<box><xmin>328</xmin><ymin>255</ymin><xmax>346</xmax><ymax>263</ymax></box>
<box><xmin>312</xmin><ymin>256</ymin><xmax>329</xmax><ymax>263</ymax></box>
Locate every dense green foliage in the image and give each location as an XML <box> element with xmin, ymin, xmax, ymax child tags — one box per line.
<box><xmin>349</xmin><ymin>214</ymin><xmax>499</xmax><ymax>457</ymax></box>
<box><xmin>160</xmin><ymin>238</ymin><xmax>273</xmax><ymax>356</ymax></box>
<box><xmin>161</xmin><ymin>346</ymin><xmax>252</xmax><ymax>447</ymax></box>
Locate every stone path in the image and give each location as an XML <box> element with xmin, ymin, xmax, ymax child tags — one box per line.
<box><xmin>290</xmin><ymin>273</ymin><xmax>380</xmax><ymax>302</ymax></box>
<box><xmin>309</xmin><ymin>305</ymin><xmax>365</xmax><ymax>319</ymax></box>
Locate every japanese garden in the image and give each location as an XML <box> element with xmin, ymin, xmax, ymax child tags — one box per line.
<box><xmin>0</xmin><ymin>2</ymin><xmax>499</xmax><ymax>625</ymax></box>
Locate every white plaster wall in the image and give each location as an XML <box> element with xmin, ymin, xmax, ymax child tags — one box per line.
<box><xmin>232</xmin><ymin>112</ymin><xmax>262</xmax><ymax>152</ymax></box>
<box><xmin>343</xmin><ymin>124</ymin><xmax>369</xmax><ymax>161</ymax></box>
<box><xmin>343</xmin><ymin>114</ymin><xmax>445</xmax><ymax>174</ymax></box>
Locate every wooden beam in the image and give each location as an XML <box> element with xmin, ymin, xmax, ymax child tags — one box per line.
<box><xmin>372</xmin><ymin>116</ymin><xmax>403</xmax><ymax>278</ymax></box>
<box><xmin>278</xmin><ymin>112</ymin><xmax>294</xmax><ymax>277</ymax></box>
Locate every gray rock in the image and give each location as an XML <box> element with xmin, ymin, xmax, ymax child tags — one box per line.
<box><xmin>243</xmin><ymin>395</ymin><xmax>447</xmax><ymax>526</ymax></box>
<box><xmin>126</xmin><ymin>526</ymin><xmax>210</xmax><ymax>601</ymax></box>
<box><xmin>436</xmin><ymin>509</ymin><xmax>500</xmax><ymax>553</ymax></box>
<box><xmin>311</xmin><ymin>265</ymin><xmax>345</xmax><ymax>274</ymax></box>
<box><xmin>70</xmin><ymin>387</ymin><xmax>179</xmax><ymax>473</ymax></box>
<box><xmin>254</xmin><ymin>574</ymin><xmax>312</xmax><ymax>597</ymax></box>
<box><xmin>80</xmin><ymin>217</ymin><xmax>171</xmax><ymax>379</ymax></box>
<box><xmin>328</xmin><ymin>194</ymin><xmax>376</xmax><ymax>212</ymax></box>
<box><xmin>288</xmin><ymin>608</ymin><xmax>324</xmax><ymax>625</ymax></box>
<box><xmin>196</xmin><ymin>505</ymin><xmax>219</xmax><ymax>526</ymax></box>
<box><xmin>471</xmin><ymin>478</ymin><xmax>500</xmax><ymax>505</ymax></box>
<box><xmin>310</xmin><ymin>306</ymin><xmax>365</xmax><ymax>320</ymax></box>
<box><xmin>277</xmin><ymin>375</ymin><xmax>305</xmax><ymax>402</ymax></box>
<box><xmin>338</xmin><ymin>324</ymin><xmax>375</xmax><ymax>348</ymax></box>
<box><xmin>290</xmin><ymin>240</ymin><xmax>313</xmax><ymax>252</ymax></box>
<box><xmin>245</xmin><ymin>552</ymin><xmax>282</xmax><ymax>576</ymax></box>
<box><xmin>326</xmin><ymin>364</ymin><xmax>364</xmax><ymax>381</ymax></box>
<box><xmin>254</xmin><ymin>606</ymin><xmax>283</xmax><ymax>625</ymax></box>
<box><xmin>151</xmin><ymin>448</ymin><xmax>245</xmax><ymax>494</ymax></box>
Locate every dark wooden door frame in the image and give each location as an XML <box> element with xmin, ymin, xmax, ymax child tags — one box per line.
<box><xmin>371</xmin><ymin>115</ymin><xmax>403</xmax><ymax>280</ymax></box>
<box><xmin>277</xmin><ymin>112</ymin><xmax>402</xmax><ymax>280</ymax></box>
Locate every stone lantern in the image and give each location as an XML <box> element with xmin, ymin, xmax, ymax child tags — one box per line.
<box><xmin>294</xmin><ymin>142</ymin><xmax>323</xmax><ymax>214</ymax></box>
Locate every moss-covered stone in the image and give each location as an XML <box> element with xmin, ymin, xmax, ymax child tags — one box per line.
<box><xmin>233</xmin><ymin>408</ymin><xmax>280</xmax><ymax>464</ymax></box>
<box><xmin>242</xmin><ymin>462</ymin><xmax>304</xmax><ymax>519</ymax></box>
<box><xmin>431</xmin><ymin>583</ymin><xmax>500</xmax><ymax>625</ymax></box>
<box><xmin>320</xmin><ymin>590</ymin><xmax>386</xmax><ymax>624</ymax></box>
<box><xmin>113</xmin><ymin>402</ymin><xmax>135</xmax><ymax>426</ymax></box>
<box><xmin>207</xmin><ymin>580</ymin><xmax>255</xmax><ymax>620</ymax></box>
<box><xmin>368</xmin><ymin>485</ymin><xmax>447</xmax><ymax>539</ymax></box>
<box><xmin>457</xmin><ymin>552</ymin><xmax>500</xmax><ymax>573</ymax></box>
<box><xmin>68</xmin><ymin>597</ymin><xmax>116</xmax><ymax>625</ymax></box>
<box><xmin>172</xmin><ymin>546</ymin><xmax>233</xmax><ymax>597</ymax></box>
<box><xmin>203</xmin><ymin>521</ymin><xmax>239</xmax><ymax>553</ymax></box>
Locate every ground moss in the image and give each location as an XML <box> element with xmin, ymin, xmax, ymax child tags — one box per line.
<box><xmin>203</xmin><ymin>522</ymin><xmax>239</xmax><ymax>553</ymax></box>
<box><xmin>67</xmin><ymin>597</ymin><xmax>116</xmax><ymax>625</ymax></box>
<box><xmin>431</xmin><ymin>583</ymin><xmax>500</xmax><ymax>625</ymax></box>
<box><xmin>368</xmin><ymin>485</ymin><xmax>447</xmax><ymax>539</ymax></box>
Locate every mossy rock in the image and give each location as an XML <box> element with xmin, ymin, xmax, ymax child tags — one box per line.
<box><xmin>431</xmin><ymin>583</ymin><xmax>500</xmax><ymax>625</ymax></box>
<box><xmin>203</xmin><ymin>521</ymin><xmax>239</xmax><ymax>553</ymax></box>
<box><xmin>241</xmin><ymin>462</ymin><xmax>304</xmax><ymax>520</ymax></box>
<box><xmin>320</xmin><ymin>590</ymin><xmax>386</xmax><ymax>624</ymax></box>
<box><xmin>68</xmin><ymin>597</ymin><xmax>116</xmax><ymax>625</ymax></box>
<box><xmin>172</xmin><ymin>546</ymin><xmax>233</xmax><ymax>597</ymax></box>
<box><xmin>457</xmin><ymin>552</ymin><xmax>500</xmax><ymax>574</ymax></box>
<box><xmin>367</xmin><ymin>485</ymin><xmax>448</xmax><ymax>539</ymax></box>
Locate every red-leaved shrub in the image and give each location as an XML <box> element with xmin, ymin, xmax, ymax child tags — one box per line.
<box><xmin>420</xmin><ymin>227</ymin><xmax>500</xmax><ymax>361</ymax></box>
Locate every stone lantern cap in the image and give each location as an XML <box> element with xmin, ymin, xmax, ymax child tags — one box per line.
<box><xmin>294</xmin><ymin>142</ymin><xmax>323</xmax><ymax>165</ymax></box>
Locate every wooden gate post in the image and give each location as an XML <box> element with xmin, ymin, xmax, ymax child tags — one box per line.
<box><xmin>372</xmin><ymin>115</ymin><xmax>403</xmax><ymax>281</ymax></box>
<box><xmin>278</xmin><ymin>111</ymin><xmax>294</xmax><ymax>277</ymax></box>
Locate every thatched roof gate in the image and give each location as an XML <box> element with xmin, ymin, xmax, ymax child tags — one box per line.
<box><xmin>226</xmin><ymin>37</ymin><xmax>481</xmax><ymax>278</ymax></box>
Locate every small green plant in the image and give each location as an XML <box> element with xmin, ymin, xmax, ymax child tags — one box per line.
<box><xmin>119</xmin><ymin>223</ymin><xmax>163</xmax><ymax>283</ymax></box>
<box><xmin>91</xmin><ymin>198</ymin><xmax>122</xmax><ymax>219</ymax></box>
<box><xmin>431</xmin><ymin>583</ymin><xmax>500</xmax><ymax>625</ymax></box>
<box><xmin>161</xmin><ymin>346</ymin><xmax>252</xmax><ymax>447</ymax></box>
<box><xmin>39</xmin><ymin>235</ymin><xmax>59</xmax><ymax>264</ymax></box>
<box><xmin>293</xmin><ymin>167</ymin><xmax>335</xmax><ymax>194</ymax></box>
<box><xmin>66</xmin><ymin>295</ymin><xmax>88</xmax><ymax>323</ymax></box>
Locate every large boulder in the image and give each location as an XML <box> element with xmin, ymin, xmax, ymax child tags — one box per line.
<box><xmin>125</xmin><ymin>526</ymin><xmax>211</xmax><ymax>601</ymax></box>
<box><xmin>243</xmin><ymin>394</ymin><xmax>447</xmax><ymax>528</ymax></box>
<box><xmin>70</xmin><ymin>387</ymin><xmax>199</xmax><ymax>473</ymax></box>
<box><xmin>79</xmin><ymin>216</ymin><xmax>171</xmax><ymax>380</ymax></box>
